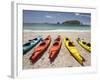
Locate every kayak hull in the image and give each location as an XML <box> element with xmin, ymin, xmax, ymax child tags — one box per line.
<box><xmin>64</xmin><ymin>37</ymin><xmax>85</xmax><ymax>66</ymax></box>
<box><xmin>30</xmin><ymin>35</ymin><xmax>51</xmax><ymax>64</ymax></box>
<box><xmin>49</xmin><ymin>35</ymin><xmax>62</xmax><ymax>62</ymax></box>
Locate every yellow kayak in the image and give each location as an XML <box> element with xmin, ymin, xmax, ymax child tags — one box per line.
<box><xmin>76</xmin><ymin>38</ymin><xmax>91</xmax><ymax>52</ymax></box>
<box><xmin>64</xmin><ymin>37</ymin><xmax>85</xmax><ymax>66</ymax></box>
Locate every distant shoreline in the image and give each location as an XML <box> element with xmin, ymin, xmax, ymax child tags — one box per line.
<box><xmin>23</xmin><ymin>23</ymin><xmax>90</xmax><ymax>26</ymax></box>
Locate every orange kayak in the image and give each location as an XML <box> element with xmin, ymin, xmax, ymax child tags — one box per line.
<box><xmin>49</xmin><ymin>35</ymin><xmax>62</xmax><ymax>62</ymax></box>
<box><xmin>30</xmin><ymin>35</ymin><xmax>51</xmax><ymax>63</ymax></box>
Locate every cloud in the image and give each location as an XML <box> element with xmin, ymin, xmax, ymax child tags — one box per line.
<box><xmin>75</xmin><ymin>13</ymin><xmax>90</xmax><ymax>17</ymax></box>
<box><xmin>75</xmin><ymin>13</ymin><xmax>80</xmax><ymax>16</ymax></box>
<box><xmin>45</xmin><ymin>15</ymin><xmax>52</xmax><ymax>18</ymax></box>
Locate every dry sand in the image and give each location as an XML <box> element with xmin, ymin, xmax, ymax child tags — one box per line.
<box><xmin>23</xmin><ymin>31</ymin><xmax>91</xmax><ymax>69</ymax></box>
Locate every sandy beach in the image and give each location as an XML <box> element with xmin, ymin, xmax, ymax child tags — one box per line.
<box><xmin>23</xmin><ymin>30</ymin><xmax>91</xmax><ymax>69</ymax></box>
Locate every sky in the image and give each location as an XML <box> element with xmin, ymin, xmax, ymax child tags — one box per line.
<box><xmin>23</xmin><ymin>10</ymin><xmax>91</xmax><ymax>25</ymax></box>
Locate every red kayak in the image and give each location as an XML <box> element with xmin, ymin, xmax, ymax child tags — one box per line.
<box><xmin>49</xmin><ymin>35</ymin><xmax>62</xmax><ymax>62</ymax></box>
<box><xmin>30</xmin><ymin>35</ymin><xmax>51</xmax><ymax>63</ymax></box>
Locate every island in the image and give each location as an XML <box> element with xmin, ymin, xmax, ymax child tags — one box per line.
<box><xmin>62</xmin><ymin>20</ymin><xmax>82</xmax><ymax>25</ymax></box>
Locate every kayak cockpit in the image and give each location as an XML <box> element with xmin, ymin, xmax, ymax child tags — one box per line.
<box><xmin>82</xmin><ymin>41</ymin><xmax>86</xmax><ymax>45</ymax></box>
<box><xmin>66</xmin><ymin>38</ymin><xmax>69</xmax><ymax>41</ymax></box>
<box><xmin>82</xmin><ymin>41</ymin><xmax>91</xmax><ymax>47</ymax></box>
<box><xmin>39</xmin><ymin>42</ymin><xmax>46</xmax><ymax>46</ymax></box>
<box><xmin>87</xmin><ymin>43</ymin><xmax>91</xmax><ymax>47</ymax></box>
<box><xmin>23</xmin><ymin>42</ymin><xmax>30</xmax><ymax>46</ymax></box>
<box><xmin>33</xmin><ymin>38</ymin><xmax>38</xmax><ymax>40</ymax></box>
<box><xmin>53</xmin><ymin>42</ymin><xmax>59</xmax><ymax>46</ymax></box>
<box><xmin>68</xmin><ymin>42</ymin><xmax>75</xmax><ymax>47</ymax></box>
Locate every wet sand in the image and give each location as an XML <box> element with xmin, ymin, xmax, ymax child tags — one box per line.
<box><xmin>23</xmin><ymin>31</ymin><xmax>91</xmax><ymax>69</ymax></box>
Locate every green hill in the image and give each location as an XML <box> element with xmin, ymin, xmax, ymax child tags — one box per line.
<box><xmin>62</xmin><ymin>20</ymin><xmax>81</xmax><ymax>25</ymax></box>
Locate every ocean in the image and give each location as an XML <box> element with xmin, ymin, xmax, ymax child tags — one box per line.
<box><xmin>23</xmin><ymin>23</ymin><xmax>91</xmax><ymax>31</ymax></box>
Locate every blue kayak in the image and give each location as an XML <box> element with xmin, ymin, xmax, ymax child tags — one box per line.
<box><xmin>23</xmin><ymin>36</ymin><xmax>42</xmax><ymax>54</ymax></box>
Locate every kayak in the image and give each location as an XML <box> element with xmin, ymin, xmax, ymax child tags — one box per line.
<box><xmin>23</xmin><ymin>36</ymin><xmax>42</xmax><ymax>54</ymax></box>
<box><xmin>49</xmin><ymin>35</ymin><xmax>62</xmax><ymax>62</ymax></box>
<box><xmin>76</xmin><ymin>38</ymin><xmax>91</xmax><ymax>52</ymax></box>
<box><xmin>64</xmin><ymin>37</ymin><xmax>85</xmax><ymax>66</ymax></box>
<box><xmin>30</xmin><ymin>35</ymin><xmax>51</xmax><ymax>64</ymax></box>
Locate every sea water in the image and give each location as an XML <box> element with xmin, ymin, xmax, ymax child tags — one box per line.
<box><xmin>23</xmin><ymin>23</ymin><xmax>90</xmax><ymax>31</ymax></box>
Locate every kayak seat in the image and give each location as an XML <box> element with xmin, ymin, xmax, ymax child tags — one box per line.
<box><xmin>82</xmin><ymin>41</ymin><xmax>86</xmax><ymax>45</ymax></box>
<box><xmin>33</xmin><ymin>38</ymin><xmax>38</xmax><ymax>40</ymax></box>
<box><xmin>29</xmin><ymin>40</ymin><xmax>32</xmax><ymax>41</ymax></box>
<box><xmin>87</xmin><ymin>43</ymin><xmax>91</xmax><ymax>47</ymax></box>
<box><xmin>50</xmin><ymin>42</ymin><xmax>59</xmax><ymax>51</ymax></box>
<box><xmin>53</xmin><ymin>42</ymin><xmax>59</xmax><ymax>46</ymax></box>
<box><xmin>56</xmin><ymin>38</ymin><xmax>60</xmax><ymax>41</ymax></box>
<box><xmin>23</xmin><ymin>42</ymin><xmax>30</xmax><ymax>46</ymax></box>
<box><xmin>39</xmin><ymin>42</ymin><xmax>46</xmax><ymax>46</ymax></box>
<box><xmin>68</xmin><ymin>42</ymin><xmax>75</xmax><ymax>47</ymax></box>
<box><xmin>34</xmin><ymin>42</ymin><xmax>46</xmax><ymax>51</ymax></box>
<box><xmin>66</xmin><ymin>38</ymin><xmax>69</xmax><ymax>41</ymax></box>
<box><xmin>28</xmin><ymin>38</ymin><xmax>37</xmax><ymax>41</ymax></box>
<box><xmin>45</xmin><ymin>38</ymin><xmax>49</xmax><ymax>40</ymax></box>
